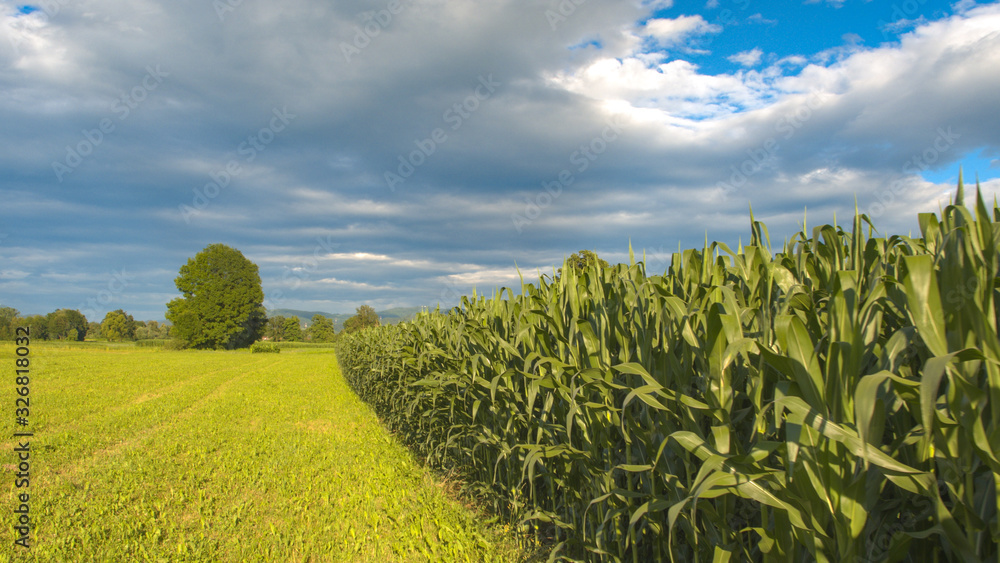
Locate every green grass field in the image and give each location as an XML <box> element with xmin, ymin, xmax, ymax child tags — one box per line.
<box><xmin>0</xmin><ymin>343</ymin><xmax>534</xmax><ymax>562</ymax></box>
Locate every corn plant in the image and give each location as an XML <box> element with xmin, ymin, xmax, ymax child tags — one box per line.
<box><xmin>337</xmin><ymin>176</ymin><xmax>1000</xmax><ymax>562</ymax></box>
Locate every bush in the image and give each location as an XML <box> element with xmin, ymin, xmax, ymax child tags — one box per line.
<box><xmin>135</xmin><ymin>339</ymin><xmax>165</xmax><ymax>347</ymax></box>
<box><xmin>272</xmin><ymin>341</ymin><xmax>336</xmax><ymax>349</ymax></box>
<box><xmin>163</xmin><ymin>339</ymin><xmax>188</xmax><ymax>351</ymax></box>
<box><xmin>250</xmin><ymin>341</ymin><xmax>280</xmax><ymax>353</ymax></box>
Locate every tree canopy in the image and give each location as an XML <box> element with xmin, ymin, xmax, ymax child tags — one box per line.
<box><xmin>307</xmin><ymin>314</ymin><xmax>336</xmax><ymax>342</ymax></box>
<box><xmin>165</xmin><ymin>244</ymin><xmax>267</xmax><ymax>349</ymax></box>
<box><xmin>135</xmin><ymin>320</ymin><xmax>169</xmax><ymax>340</ymax></box>
<box><xmin>557</xmin><ymin>250</ymin><xmax>610</xmax><ymax>278</ymax></box>
<box><xmin>283</xmin><ymin>317</ymin><xmax>303</xmax><ymax>342</ymax></box>
<box><xmin>101</xmin><ymin>309</ymin><xmax>136</xmax><ymax>342</ymax></box>
<box><xmin>21</xmin><ymin>315</ymin><xmax>48</xmax><ymax>340</ymax></box>
<box><xmin>342</xmin><ymin>305</ymin><xmax>379</xmax><ymax>334</ymax></box>
<box><xmin>46</xmin><ymin>309</ymin><xmax>88</xmax><ymax>341</ymax></box>
<box><xmin>0</xmin><ymin>306</ymin><xmax>20</xmax><ymax>340</ymax></box>
<box><xmin>265</xmin><ymin>315</ymin><xmax>287</xmax><ymax>341</ymax></box>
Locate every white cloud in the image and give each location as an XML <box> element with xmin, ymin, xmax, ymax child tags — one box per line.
<box><xmin>643</xmin><ymin>15</ymin><xmax>721</xmax><ymax>46</ymax></box>
<box><xmin>747</xmin><ymin>14</ymin><xmax>779</xmax><ymax>26</ymax></box>
<box><xmin>953</xmin><ymin>0</ymin><xmax>977</xmax><ymax>13</ymax></box>
<box><xmin>728</xmin><ymin>48</ymin><xmax>763</xmax><ymax>67</ymax></box>
<box><xmin>312</xmin><ymin>278</ymin><xmax>396</xmax><ymax>291</ymax></box>
<box><xmin>440</xmin><ymin>268</ymin><xmax>525</xmax><ymax>287</ymax></box>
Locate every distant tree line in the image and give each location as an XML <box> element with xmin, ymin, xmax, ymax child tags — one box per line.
<box><xmin>262</xmin><ymin>306</ymin><xmax>378</xmax><ymax>343</ymax></box>
<box><xmin>0</xmin><ymin>307</ymin><xmax>89</xmax><ymax>341</ymax></box>
<box><xmin>97</xmin><ymin>309</ymin><xmax>170</xmax><ymax>341</ymax></box>
<box><xmin>0</xmin><ymin>306</ymin><xmax>169</xmax><ymax>342</ymax></box>
<box><xmin>263</xmin><ymin>314</ymin><xmax>336</xmax><ymax>342</ymax></box>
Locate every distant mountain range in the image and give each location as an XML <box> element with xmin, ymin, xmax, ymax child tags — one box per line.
<box><xmin>267</xmin><ymin>307</ymin><xmax>426</xmax><ymax>332</ymax></box>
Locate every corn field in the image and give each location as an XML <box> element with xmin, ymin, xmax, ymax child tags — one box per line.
<box><xmin>336</xmin><ymin>180</ymin><xmax>1000</xmax><ymax>562</ymax></box>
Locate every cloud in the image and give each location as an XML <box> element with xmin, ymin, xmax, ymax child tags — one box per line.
<box><xmin>747</xmin><ymin>13</ymin><xmax>779</xmax><ymax>26</ymax></box>
<box><xmin>0</xmin><ymin>1</ymin><xmax>998</xmax><ymax>320</ymax></box>
<box><xmin>805</xmin><ymin>0</ymin><xmax>846</xmax><ymax>7</ymax></box>
<box><xmin>728</xmin><ymin>48</ymin><xmax>763</xmax><ymax>67</ymax></box>
<box><xmin>643</xmin><ymin>15</ymin><xmax>722</xmax><ymax>47</ymax></box>
<box><xmin>312</xmin><ymin>278</ymin><xmax>397</xmax><ymax>291</ymax></box>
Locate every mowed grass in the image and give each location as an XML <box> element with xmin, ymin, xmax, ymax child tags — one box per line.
<box><xmin>0</xmin><ymin>343</ymin><xmax>531</xmax><ymax>562</ymax></box>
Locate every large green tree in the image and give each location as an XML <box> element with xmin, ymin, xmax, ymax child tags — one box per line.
<box><xmin>283</xmin><ymin>317</ymin><xmax>303</xmax><ymax>342</ymax></box>
<box><xmin>306</xmin><ymin>314</ymin><xmax>336</xmax><ymax>342</ymax></box>
<box><xmin>101</xmin><ymin>309</ymin><xmax>136</xmax><ymax>342</ymax></box>
<box><xmin>0</xmin><ymin>306</ymin><xmax>20</xmax><ymax>340</ymax></box>
<box><xmin>46</xmin><ymin>309</ymin><xmax>88</xmax><ymax>341</ymax></box>
<box><xmin>342</xmin><ymin>305</ymin><xmax>380</xmax><ymax>334</ymax></box>
<box><xmin>265</xmin><ymin>315</ymin><xmax>287</xmax><ymax>341</ymax></box>
<box><xmin>557</xmin><ymin>250</ymin><xmax>610</xmax><ymax>278</ymax></box>
<box><xmin>165</xmin><ymin>244</ymin><xmax>267</xmax><ymax>349</ymax></box>
<box><xmin>21</xmin><ymin>315</ymin><xmax>48</xmax><ymax>340</ymax></box>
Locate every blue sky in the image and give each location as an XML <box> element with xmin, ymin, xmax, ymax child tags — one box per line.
<box><xmin>1</xmin><ymin>0</ymin><xmax>998</xmax><ymax>321</ymax></box>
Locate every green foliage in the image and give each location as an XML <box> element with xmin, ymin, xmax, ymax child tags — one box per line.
<box><xmin>342</xmin><ymin>305</ymin><xmax>380</xmax><ymax>334</ymax></box>
<box><xmin>0</xmin><ymin>306</ymin><xmax>20</xmax><ymax>340</ymax></box>
<box><xmin>306</xmin><ymin>314</ymin><xmax>337</xmax><ymax>342</ymax></box>
<box><xmin>268</xmin><ymin>341</ymin><xmax>337</xmax><ymax>349</ymax></box>
<box><xmin>135</xmin><ymin>320</ymin><xmax>169</xmax><ymax>340</ymax></box>
<box><xmin>338</xmin><ymin>181</ymin><xmax>1000</xmax><ymax>562</ymax></box>
<box><xmin>165</xmin><ymin>243</ymin><xmax>267</xmax><ymax>350</ymax></box>
<box><xmin>265</xmin><ymin>315</ymin><xmax>287</xmax><ymax>341</ymax></box>
<box><xmin>283</xmin><ymin>317</ymin><xmax>303</xmax><ymax>342</ymax></box>
<box><xmin>101</xmin><ymin>309</ymin><xmax>137</xmax><ymax>342</ymax></box>
<box><xmin>557</xmin><ymin>249</ymin><xmax>610</xmax><ymax>278</ymax></box>
<box><xmin>163</xmin><ymin>339</ymin><xmax>188</xmax><ymax>350</ymax></box>
<box><xmin>250</xmin><ymin>341</ymin><xmax>281</xmax><ymax>353</ymax></box>
<box><xmin>20</xmin><ymin>314</ymin><xmax>48</xmax><ymax>340</ymax></box>
<box><xmin>46</xmin><ymin>308</ymin><xmax>88</xmax><ymax>341</ymax></box>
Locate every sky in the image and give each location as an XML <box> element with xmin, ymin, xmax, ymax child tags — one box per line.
<box><xmin>1</xmin><ymin>0</ymin><xmax>999</xmax><ymax>321</ymax></box>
